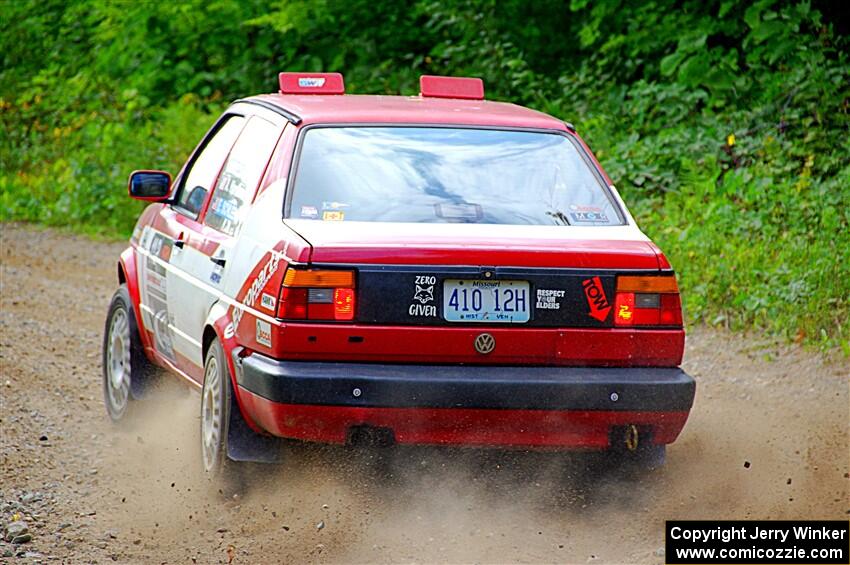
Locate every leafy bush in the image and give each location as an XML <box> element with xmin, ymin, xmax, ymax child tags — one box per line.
<box><xmin>1</xmin><ymin>0</ymin><xmax>847</xmax><ymax>350</ymax></box>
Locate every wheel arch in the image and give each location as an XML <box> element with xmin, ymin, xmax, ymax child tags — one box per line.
<box><xmin>202</xmin><ymin>325</ymin><xmax>218</xmax><ymax>361</ymax></box>
<box><xmin>203</xmin><ymin>301</ymin><xmax>266</xmax><ymax>435</ymax></box>
<box><xmin>117</xmin><ymin>246</ymin><xmax>152</xmax><ymax>353</ymax></box>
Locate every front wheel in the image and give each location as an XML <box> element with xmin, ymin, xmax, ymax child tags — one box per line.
<box><xmin>102</xmin><ymin>285</ymin><xmax>153</xmax><ymax>421</ymax></box>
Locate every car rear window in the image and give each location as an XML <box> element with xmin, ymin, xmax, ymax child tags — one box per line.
<box><xmin>288</xmin><ymin>127</ymin><xmax>624</xmax><ymax>226</ymax></box>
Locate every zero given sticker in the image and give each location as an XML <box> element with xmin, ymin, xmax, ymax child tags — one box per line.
<box><xmin>409</xmin><ymin>275</ymin><xmax>437</xmax><ymax>317</ymax></box>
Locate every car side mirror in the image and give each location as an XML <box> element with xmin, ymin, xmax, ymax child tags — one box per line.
<box><xmin>128</xmin><ymin>170</ymin><xmax>172</xmax><ymax>201</ymax></box>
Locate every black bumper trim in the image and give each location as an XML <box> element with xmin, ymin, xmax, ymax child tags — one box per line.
<box><xmin>235</xmin><ymin>352</ymin><xmax>695</xmax><ymax>412</ymax></box>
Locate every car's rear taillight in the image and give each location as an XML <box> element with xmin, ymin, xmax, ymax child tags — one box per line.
<box><xmin>277</xmin><ymin>268</ymin><xmax>356</xmax><ymax>321</ymax></box>
<box><xmin>614</xmin><ymin>275</ymin><xmax>682</xmax><ymax>327</ymax></box>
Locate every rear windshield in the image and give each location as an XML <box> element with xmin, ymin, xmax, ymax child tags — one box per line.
<box><xmin>288</xmin><ymin>127</ymin><xmax>624</xmax><ymax>226</ymax></box>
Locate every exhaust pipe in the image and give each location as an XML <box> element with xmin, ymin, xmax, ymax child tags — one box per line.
<box><xmin>624</xmin><ymin>424</ymin><xmax>639</xmax><ymax>452</ymax></box>
<box><xmin>610</xmin><ymin>424</ymin><xmax>643</xmax><ymax>453</ymax></box>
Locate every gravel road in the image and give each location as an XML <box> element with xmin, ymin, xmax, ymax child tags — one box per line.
<box><xmin>1</xmin><ymin>223</ymin><xmax>848</xmax><ymax>563</ymax></box>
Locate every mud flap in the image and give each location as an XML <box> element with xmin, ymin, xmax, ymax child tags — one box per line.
<box><xmin>226</xmin><ymin>350</ymin><xmax>284</xmax><ymax>464</ymax></box>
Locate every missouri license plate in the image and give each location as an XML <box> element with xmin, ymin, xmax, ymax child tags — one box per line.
<box><xmin>443</xmin><ymin>279</ymin><xmax>530</xmax><ymax>323</ymax></box>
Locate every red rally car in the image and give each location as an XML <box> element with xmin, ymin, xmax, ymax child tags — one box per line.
<box><xmin>103</xmin><ymin>72</ymin><xmax>695</xmax><ymax>475</ymax></box>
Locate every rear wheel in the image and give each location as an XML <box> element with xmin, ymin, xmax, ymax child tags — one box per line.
<box><xmin>102</xmin><ymin>285</ymin><xmax>153</xmax><ymax>421</ymax></box>
<box><xmin>201</xmin><ymin>338</ymin><xmax>234</xmax><ymax>478</ymax></box>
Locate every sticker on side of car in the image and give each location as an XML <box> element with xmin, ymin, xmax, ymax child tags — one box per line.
<box><xmin>260</xmin><ymin>292</ymin><xmax>276</xmax><ymax>312</ymax></box>
<box><xmin>255</xmin><ymin>319</ymin><xmax>272</xmax><ymax>348</ymax></box>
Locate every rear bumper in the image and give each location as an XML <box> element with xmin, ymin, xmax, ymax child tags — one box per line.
<box><xmin>233</xmin><ymin>352</ymin><xmax>695</xmax><ymax>449</ymax></box>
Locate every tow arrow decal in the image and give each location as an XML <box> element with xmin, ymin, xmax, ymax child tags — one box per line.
<box><xmin>582</xmin><ymin>276</ymin><xmax>611</xmax><ymax>322</ymax></box>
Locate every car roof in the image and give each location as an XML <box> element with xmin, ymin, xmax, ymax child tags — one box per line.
<box><xmin>246</xmin><ymin>93</ymin><xmax>570</xmax><ymax>131</ymax></box>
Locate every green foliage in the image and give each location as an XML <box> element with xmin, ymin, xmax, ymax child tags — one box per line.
<box><xmin>1</xmin><ymin>0</ymin><xmax>847</xmax><ymax>349</ymax></box>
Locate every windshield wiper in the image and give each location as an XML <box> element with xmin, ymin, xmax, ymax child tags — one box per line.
<box><xmin>546</xmin><ymin>210</ymin><xmax>571</xmax><ymax>226</ymax></box>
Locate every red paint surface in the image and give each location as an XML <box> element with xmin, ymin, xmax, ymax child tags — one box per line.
<box><xmin>271</xmin><ymin>324</ymin><xmax>684</xmax><ymax>366</ymax></box>
<box><xmin>646</xmin><ymin>241</ymin><xmax>672</xmax><ymax>270</ymax></box>
<box><xmin>237</xmin><ymin>389</ymin><xmax>690</xmax><ymax>448</ymax></box>
<box><xmin>118</xmin><ymin>247</ymin><xmax>152</xmax><ymax>354</ymax></box>
<box><xmin>253</xmin><ymin>93</ymin><xmax>568</xmax><ymax>130</ymax></box>
<box><xmin>420</xmin><ymin>75</ymin><xmax>485</xmax><ymax>100</ymax></box>
<box><xmin>284</xmin><ymin>221</ymin><xmax>661</xmax><ymax>268</ymax></box>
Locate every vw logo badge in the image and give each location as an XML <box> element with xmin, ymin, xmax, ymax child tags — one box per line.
<box><xmin>474</xmin><ymin>333</ymin><xmax>496</xmax><ymax>355</ymax></box>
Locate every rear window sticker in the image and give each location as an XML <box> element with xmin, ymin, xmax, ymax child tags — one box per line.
<box><xmin>323</xmin><ymin>211</ymin><xmax>345</xmax><ymax>221</ymax></box>
<box><xmin>322</xmin><ymin>201</ymin><xmax>349</xmax><ymax>210</ymax></box>
<box><xmin>256</xmin><ymin>319</ymin><xmax>272</xmax><ymax>348</ymax></box>
<box><xmin>300</xmin><ymin>205</ymin><xmax>319</xmax><ymax>218</ymax></box>
<box><xmin>535</xmin><ymin>288</ymin><xmax>565</xmax><ymax>310</ymax></box>
<box><xmin>434</xmin><ymin>202</ymin><xmax>483</xmax><ymax>221</ymax></box>
<box><xmin>569</xmin><ymin>204</ymin><xmax>603</xmax><ymax>213</ymax></box>
<box><xmin>569</xmin><ymin>204</ymin><xmax>608</xmax><ymax>223</ymax></box>
<box><xmin>570</xmin><ymin>211</ymin><xmax>609</xmax><ymax>223</ymax></box>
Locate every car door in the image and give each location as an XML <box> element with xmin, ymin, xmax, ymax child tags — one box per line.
<box><xmin>169</xmin><ymin>114</ymin><xmax>284</xmax><ymax>377</ymax></box>
<box><xmin>137</xmin><ymin>114</ymin><xmax>246</xmax><ymax>381</ymax></box>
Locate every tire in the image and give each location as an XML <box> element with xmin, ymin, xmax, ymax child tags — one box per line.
<box><xmin>102</xmin><ymin>285</ymin><xmax>154</xmax><ymax>422</ymax></box>
<box><xmin>200</xmin><ymin>338</ymin><xmax>236</xmax><ymax>478</ymax></box>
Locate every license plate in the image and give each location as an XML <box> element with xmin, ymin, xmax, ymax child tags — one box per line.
<box><xmin>443</xmin><ymin>280</ymin><xmax>530</xmax><ymax>323</ymax></box>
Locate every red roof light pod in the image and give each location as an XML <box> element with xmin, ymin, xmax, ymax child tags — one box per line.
<box><xmin>279</xmin><ymin>72</ymin><xmax>345</xmax><ymax>95</ymax></box>
<box><xmin>420</xmin><ymin>75</ymin><xmax>484</xmax><ymax>100</ymax></box>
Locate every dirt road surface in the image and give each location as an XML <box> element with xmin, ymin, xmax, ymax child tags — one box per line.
<box><xmin>1</xmin><ymin>223</ymin><xmax>848</xmax><ymax>563</ymax></box>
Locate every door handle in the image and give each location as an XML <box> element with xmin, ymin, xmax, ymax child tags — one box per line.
<box><xmin>174</xmin><ymin>232</ymin><xmax>185</xmax><ymax>249</ymax></box>
<box><xmin>209</xmin><ymin>256</ymin><xmax>226</xmax><ymax>267</ymax></box>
